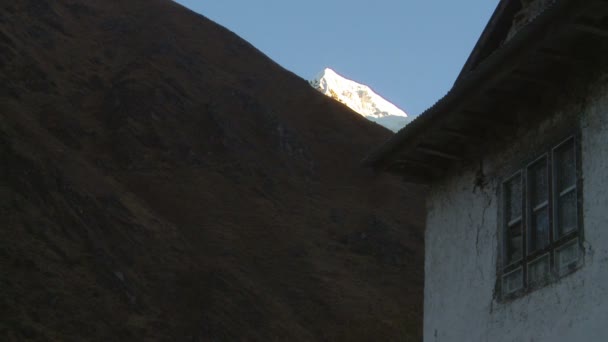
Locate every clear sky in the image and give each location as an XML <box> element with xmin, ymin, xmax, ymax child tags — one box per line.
<box><xmin>173</xmin><ymin>1</ymin><xmax>499</xmax><ymax>117</ymax></box>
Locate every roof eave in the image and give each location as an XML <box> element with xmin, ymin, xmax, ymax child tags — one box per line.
<box><xmin>454</xmin><ymin>0</ymin><xmax>523</xmax><ymax>85</ymax></box>
<box><xmin>364</xmin><ymin>0</ymin><xmax>590</xmax><ymax>177</ymax></box>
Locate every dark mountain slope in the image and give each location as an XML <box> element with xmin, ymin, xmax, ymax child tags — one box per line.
<box><xmin>0</xmin><ymin>1</ymin><xmax>425</xmax><ymax>341</ymax></box>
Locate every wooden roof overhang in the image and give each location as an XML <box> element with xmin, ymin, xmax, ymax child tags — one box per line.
<box><xmin>454</xmin><ymin>0</ymin><xmax>524</xmax><ymax>85</ymax></box>
<box><xmin>364</xmin><ymin>0</ymin><xmax>608</xmax><ymax>184</ymax></box>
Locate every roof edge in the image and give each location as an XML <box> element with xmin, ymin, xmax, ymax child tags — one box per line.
<box><xmin>454</xmin><ymin>0</ymin><xmax>522</xmax><ymax>85</ymax></box>
<box><xmin>363</xmin><ymin>0</ymin><xmax>579</xmax><ymax>171</ymax></box>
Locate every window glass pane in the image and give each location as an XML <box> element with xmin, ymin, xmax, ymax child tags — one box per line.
<box><xmin>556</xmin><ymin>239</ymin><xmax>580</xmax><ymax>276</ymax></box>
<box><xmin>503</xmin><ymin>268</ymin><xmax>523</xmax><ymax>295</ymax></box>
<box><xmin>528</xmin><ymin>254</ymin><xmax>550</xmax><ymax>286</ymax></box>
<box><xmin>528</xmin><ymin>157</ymin><xmax>548</xmax><ymax>208</ymax></box>
<box><xmin>505</xmin><ymin>175</ymin><xmax>522</xmax><ymax>222</ymax></box>
<box><xmin>557</xmin><ymin>190</ymin><xmax>577</xmax><ymax>237</ymax></box>
<box><xmin>555</xmin><ymin>139</ymin><xmax>576</xmax><ymax>192</ymax></box>
<box><xmin>529</xmin><ymin>207</ymin><xmax>550</xmax><ymax>252</ymax></box>
<box><xmin>506</xmin><ymin>223</ymin><xmax>523</xmax><ymax>264</ymax></box>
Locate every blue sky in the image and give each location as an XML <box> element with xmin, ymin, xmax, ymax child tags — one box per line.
<box><xmin>174</xmin><ymin>1</ymin><xmax>499</xmax><ymax>117</ymax></box>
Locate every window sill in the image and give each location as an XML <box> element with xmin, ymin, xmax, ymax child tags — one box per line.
<box><xmin>498</xmin><ymin>257</ymin><xmax>584</xmax><ymax>303</ymax></box>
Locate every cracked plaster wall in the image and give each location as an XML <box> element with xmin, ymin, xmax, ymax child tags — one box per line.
<box><xmin>424</xmin><ymin>74</ymin><xmax>608</xmax><ymax>341</ymax></box>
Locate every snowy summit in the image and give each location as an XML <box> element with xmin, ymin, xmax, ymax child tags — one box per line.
<box><xmin>309</xmin><ymin>68</ymin><xmax>409</xmax><ymax>132</ymax></box>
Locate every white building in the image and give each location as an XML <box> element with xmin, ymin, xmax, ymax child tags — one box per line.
<box><xmin>366</xmin><ymin>0</ymin><xmax>608</xmax><ymax>340</ymax></box>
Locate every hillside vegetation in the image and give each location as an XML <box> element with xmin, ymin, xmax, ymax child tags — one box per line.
<box><xmin>0</xmin><ymin>1</ymin><xmax>425</xmax><ymax>340</ymax></box>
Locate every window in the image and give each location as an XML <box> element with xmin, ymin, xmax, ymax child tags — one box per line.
<box><xmin>500</xmin><ymin>136</ymin><xmax>582</xmax><ymax>298</ymax></box>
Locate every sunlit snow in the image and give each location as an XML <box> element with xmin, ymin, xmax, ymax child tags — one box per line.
<box><xmin>310</xmin><ymin>68</ymin><xmax>410</xmax><ymax>132</ymax></box>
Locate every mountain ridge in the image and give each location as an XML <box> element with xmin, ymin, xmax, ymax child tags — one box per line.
<box><xmin>310</xmin><ymin>68</ymin><xmax>410</xmax><ymax>132</ymax></box>
<box><xmin>0</xmin><ymin>1</ymin><xmax>424</xmax><ymax>340</ymax></box>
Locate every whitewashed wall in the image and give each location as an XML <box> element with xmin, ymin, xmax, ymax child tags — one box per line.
<box><xmin>424</xmin><ymin>75</ymin><xmax>608</xmax><ymax>341</ymax></box>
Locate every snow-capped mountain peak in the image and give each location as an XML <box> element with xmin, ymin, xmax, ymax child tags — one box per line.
<box><xmin>309</xmin><ymin>68</ymin><xmax>409</xmax><ymax>132</ymax></box>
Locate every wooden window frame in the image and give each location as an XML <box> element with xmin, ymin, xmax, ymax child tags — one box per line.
<box><xmin>500</xmin><ymin>135</ymin><xmax>582</xmax><ymax>299</ymax></box>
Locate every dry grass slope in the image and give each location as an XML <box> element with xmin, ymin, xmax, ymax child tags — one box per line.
<box><xmin>0</xmin><ymin>0</ymin><xmax>426</xmax><ymax>340</ymax></box>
